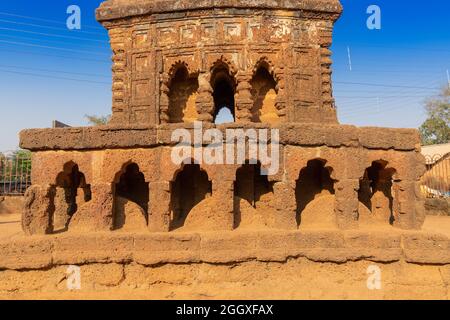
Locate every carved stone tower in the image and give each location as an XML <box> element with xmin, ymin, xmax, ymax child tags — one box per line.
<box><xmin>96</xmin><ymin>0</ymin><xmax>343</xmax><ymax>125</ymax></box>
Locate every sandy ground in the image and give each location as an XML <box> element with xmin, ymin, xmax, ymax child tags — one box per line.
<box><xmin>422</xmin><ymin>215</ymin><xmax>450</xmax><ymax>237</ymax></box>
<box><xmin>0</xmin><ymin>213</ymin><xmax>21</xmax><ymax>240</ymax></box>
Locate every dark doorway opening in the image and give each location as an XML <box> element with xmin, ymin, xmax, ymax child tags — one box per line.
<box><xmin>170</xmin><ymin>164</ymin><xmax>212</xmax><ymax>230</ymax></box>
<box><xmin>295</xmin><ymin>159</ymin><xmax>335</xmax><ymax>226</ymax></box>
<box><xmin>211</xmin><ymin>65</ymin><xmax>236</xmax><ymax>123</ymax></box>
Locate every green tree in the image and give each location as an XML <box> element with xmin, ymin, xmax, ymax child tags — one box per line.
<box><xmin>420</xmin><ymin>87</ymin><xmax>450</xmax><ymax>145</ymax></box>
<box><xmin>85</xmin><ymin>114</ymin><xmax>110</xmax><ymax>126</ymax></box>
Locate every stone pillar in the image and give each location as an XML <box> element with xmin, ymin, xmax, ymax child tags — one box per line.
<box><xmin>334</xmin><ymin>180</ymin><xmax>359</xmax><ymax>229</ymax></box>
<box><xmin>274</xmin><ymin>70</ymin><xmax>287</xmax><ymax>119</ymax></box>
<box><xmin>317</xmin><ymin>24</ymin><xmax>339</xmax><ymax>123</ymax></box>
<box><xmin>196</xmin><ymin>72</ymin><xmax>214</xmax><ymax>123</ymax></box>
<box><xmin>22</xmin><ymin>184</ymin><xmax>54</xmax><ymax>236</ymax></box>
<box><xmin>108</xmin><ymin>27</ymin><xmax>129</xmax><ymax>125</ymax></box>
<box><xmin>358</xmin><ymin>179</ymin><xmax>372</xmax><ymax>209</ymax></box>
<box><xmin>91</xmin><ymin>183</ymin><xmax>114</xmax><ymax>231</ymax></box>
<box><xmin>235</xmin><ymin>71</ymin><xmax>253</xmax><ymax>122</ymax></box>
<box><xmin>213</xmin><ymin>180</ymin><xmax>235</xmax><ymax>230</ymax></box>
<box><xmin>320</xmin><ymin>47</ymin><xmax>334</xmax><ymax>109</ymax></box>
<box><xmin>149</xmin><ymin>181</ymin><xmax>171</xmax><ymax>232</ymax></box>
<box><xmin>159</xmin><ymin>73</ymin><xmax>170</xmax><ymax>124</ymax></box>
<box><xmin>371</xmin><ymin>175</ymin><xmax>394</xmax><ymax>225</ymax></box>
<box><xmin>273</xmin><ymin>182</ymin><xmax>297</xmax><ymax>230</ymax></box>
<box><xmin>52</xmin><ymin>187</ymin><xmax>71</xmax><ymax>231</ymax></box>
<box><xmin>392</xmin><ymin>180</ymin><xmax>425</xmax><ymax>230</ymax></box>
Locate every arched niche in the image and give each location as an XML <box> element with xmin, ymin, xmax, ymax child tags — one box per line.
<box><xmin>168</xmin><ymin>65</ymin><xmax>199</xmax><ymax>123</ymax></box>
<box><xmin>250</xmin><ymin>64</ymin><xmax>279</xmax><ymax>124</ymax></box>
<box><xmin>113</xmin><ymin>162</ymin><xmax>149</xmax><ymax>230</ymax></box>
<box><xmin>53</xmin><ymin>162</ymin><xmax>91</xmax><ymax>232</ymax></box>
<box><xmin>358</xmin><ymin>160</ymin><xmax>396</xmax><ymax>225</ymax></box>
<box><xmin>210</xmin><ymin>62</ymin><xmax>236</xmax><ymax>123</ymax></box>
<box><xmin>234</xmin><ymin>161</ymin><xmax>275</xmax><ymax>229</ymax></box>
<box><xmin>169</xmin><ymin>163</ymin><xmax>212</xmax><ymax>230</ymax></box>
<box><xmin>295</xmin><ymin>159</ymin><xmax>335</xmax><ymax>227</ymax></box>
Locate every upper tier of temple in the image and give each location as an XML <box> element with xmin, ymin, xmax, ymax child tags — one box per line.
<box><xmin>96</xmin><ymin>0</ymin><xmax>343</xmax><ymax>125</ymax></box>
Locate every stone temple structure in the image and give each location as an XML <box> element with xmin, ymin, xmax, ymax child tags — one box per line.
<box><xmin>20</xmin><ymin>0</ymin><xmax>426</xmax><ymax>236</ymax></box>
<box><xmin>8</xmin><ymin>0</ymin><xmax>450</xmax><ymax>300</ymax></box>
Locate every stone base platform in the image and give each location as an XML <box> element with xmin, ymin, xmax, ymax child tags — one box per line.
<box><xmin>1</xmin><ymin>227</ymin><xmax>450</xmax><ymax>299</ymax></box>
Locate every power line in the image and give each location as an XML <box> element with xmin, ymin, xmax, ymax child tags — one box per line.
<box><xmin>334</xmin><ymin>57</ymin><xmax>450</xmax><ymax>71</ymax></box>
<box><xmin>335</xmin><ymin>95</ymin><xmax>428</xmax><ymax>99</ymax></box>
<box><xmin>338</xmin><ymin>106</ymin><xmax>418</xmax><ymax>118</ymax></box>
<box><xmin>0</xmin><ymin>39</ymin><xmax>110</xmax><ymax>57</ymax></box>
<box><xmin>338</xmin><ymin>99</ymin><xmax>424</xmax><ymax>117</ymax></box>
<box><xmin>334</xmin><ymin>69</ymin><xmax>449</xmax><ymax>75</ymax></box>
<box><xmin>337</xmin><ymin>97</ymin><xmax>423</xmax><ymax>113</ymax></box>
<box><xmin>0</xmin><ymin>26</ymin><xmax>109</xmax><ymax>43</ymax></box>
<box><xmin>334</xmin><ymin>76</ymin><xmax>443</xmax><ymax>90</ymax></box>
<box><xmin>336</xmin><ymin>93</ymin><xmax>427</xmax><ymax>101</ymax></box>
<box><xmin>0</xmin><ymin>68</ymin><xmax>111</xmax><ymax>85</ymax></box>
<box><xmin>335</xmin><ymin>43</ymin><xmax>450</xmax><ymax>54</ymax></box>
<box><xmin>338</xmin><ymin>94</ymin><xmax>422</xmax><ymax>106</ymax></box>
<box><xmin>333</xmin><ymin>89</ymin><xmax>433</xmax><ymax>94</ymax></box>
<box><xmin>337</xmin><ymin>99</ymin><xmax>428</xmax><ymax>113</ymax></box>
<box><xmin>0</xmin><ymin>47</ymin><xmax>111</xmax><ymax>63</ymax></box>
<box><xmin>335</xmin><ymin>81</ymin><xmax>439</xmax><ymax>90</ymax></box>
<box><xmin>0</xmin><ymin>11</ymin><xmax>105</xmax><ymax>31</ymax></box>
<box><xmin>337</xmin><ymin>95</ymin><xmax>423</xmax><ymax>107</ymax></box>
<box><xmin>0</xmin><ymin>34</ymin><xmax>110</xmax><ymax>52</ymax></box>
<box><xmin>0</xmin><ymin>64</ymin><xmax>111</xmax><ymax>78</ymax></box>
<box><xmin>0</xmin><ymin>18</ymin><xmax>107</xmax><ymax>37</ymax></box>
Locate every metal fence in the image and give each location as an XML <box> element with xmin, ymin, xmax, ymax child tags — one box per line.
<box><xmin>421</xmin><ymin>153</ymin><xmax>450</xmax><ymax>199</ymax></box>
<box><xmin>0</xmin><ymin>151</ymin><xmax>32</xmax><ymax>196</ymax></box>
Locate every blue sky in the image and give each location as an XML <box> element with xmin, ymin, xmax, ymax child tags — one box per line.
<box><xmin>0</xmin><ymin>0</ymin><xmax>449</xmax><ymax>150</ymax></box>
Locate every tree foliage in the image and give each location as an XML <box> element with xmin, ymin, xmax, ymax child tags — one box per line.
<box><xmin>420</xmin><ymin>87</ymin><xmax>450</xmax><ymax>145</ymax></box>
<box><xmin>85</xmin><ymin>114</ymin><xmax>111</xmax><ymax>126</ymax></box>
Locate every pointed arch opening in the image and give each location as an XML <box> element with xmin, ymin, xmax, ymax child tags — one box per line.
<box><xmin>250</xmin><ymin>64</ymin><xmax>279</xmax><ymax>124</ymax></box>
<box><xmin>295</xmin><ymin>159</ymin><xmax>335</xmax><ymax>227</ymax></box>
<box><xmin>170</xmin><ymin>163</ymin><xmax>212</xmax><ymax>230</ymax></box>
<box><xmin>168</xmin><ymin>65</ymin><xmax>199</xmax><ymax>123</ymax></box>
<box><xmin>211</xmin><ymin>63</ymin><xmax>236</xmax><ymax>123</ymax></box>
<box><xmin>53</xmin><ymin>163</ymin><xmax>91</xmax><ymax>232</ymax></box>
<box><xmin>234</xmin><ymin>161</ymin><xmax>275</xmax><ymax>229</ymax></box>
<box><xmin>113</xmin><ymin>162</ymin><xmax>149</xmax><ymax>230</ymax></box>
<box><xmin>358</xmin><ymin>160</ymin><xmax>396</xmax><ymax>225</ymax></box>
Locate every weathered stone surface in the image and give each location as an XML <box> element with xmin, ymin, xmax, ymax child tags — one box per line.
<box><xmin>20</xmin><ymin>126</ymin><xmax>158</xmax><ymax>152</ymax></box>
<box><xmin>0</xmin><ymin>237</ymin><xmax>53</xmax><ymax>270</ymax></box>
<box><xmin>22</xmin><ymin>185</ymin><xmax>54</xmax><ymax>236</ymax></box>
<box><xmin>113</xmin><ymin>196</ymin><xmax>148</xmax><ymax>231</ymax></box>
<box><xmin>2</xmin><ymin>258</ymin><xmax>450</xmax><ymax>299</ymax></box>
<box><xmin>3</xmin><ymin>229</ymin><xmax>450</xmax><ymax>271</ymax></box>
<box><xmin>52</xmin><ymin>187</ymin><xmax>71</xmax><ymax>231</ymax></box>
<box><xmin>20</xmin><ymin>125</ymin><xmax>420</xmax><ymax>151</ymax></box>
<box><xmin>96</xmin><ymin>0</ymin><xmax>343</xmax><ymax>22</ymax></box>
